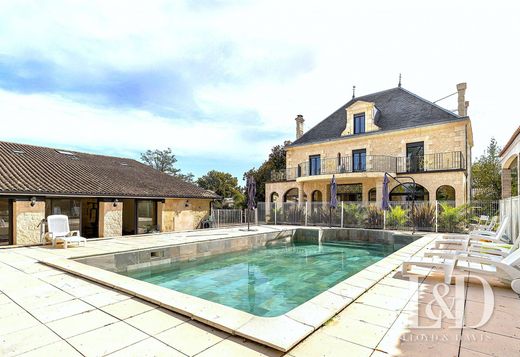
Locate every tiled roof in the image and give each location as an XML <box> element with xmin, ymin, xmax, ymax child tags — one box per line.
<box><xmin>0</xmin><ymin>141</ymin><xmax>218</xmax><ymax>199</ymax></box>
<box><xmin>290</xmin><ymin>87</ymin><xmax>464</xmax><ymax>146</ymax></box>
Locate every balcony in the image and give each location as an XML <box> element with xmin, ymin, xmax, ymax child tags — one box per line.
<box><xmin>396</xmin><ymin>151</ymin><xmax>465</xmax><ymax>174</ymax></box>
<box><xmin>270</xmin><ymin>151</ymin><xmax>465</xmax><ymax>182</ymax></box>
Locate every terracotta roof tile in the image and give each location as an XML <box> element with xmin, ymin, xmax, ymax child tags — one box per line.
<box><xmin>0</xmin><ymin>141</ymin><xmax>218</xmax><ymax>199</ymax></box>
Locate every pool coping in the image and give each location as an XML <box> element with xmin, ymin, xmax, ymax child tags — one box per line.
<box><xmin>38</xmin><ymin>233</ymin><xmax>435</xmax><ymax>352</ymax></box>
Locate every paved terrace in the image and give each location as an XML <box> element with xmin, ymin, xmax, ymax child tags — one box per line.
<box><xmin>0</xmin><ymin>226</ymin><xmax>519</xmax><ymax>356</ymax></box>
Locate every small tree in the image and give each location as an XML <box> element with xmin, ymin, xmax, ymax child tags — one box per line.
<box><xmin>197</xmin><ymin>170</ymin><xmax>245</xmax><ymax>208</ymax></box>
<box><xmin>244</xmin><ymin>144</ymin><xmax>286</xmax><ymax>203</ymax></box>
<box><xmin>140</xmin><ymin>148</ymin><xmax>194</xmax><ymax>183</ymax></box>
<box><xmin>472</xmin><ymin>138</ymin><xmax>502</xmax><ymax>201</ymax></box>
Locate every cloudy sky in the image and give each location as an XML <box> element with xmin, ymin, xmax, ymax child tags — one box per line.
<box><xmin>0</xmin><ymin>1</ymin><xmax>518</xmax><ymax>181</ymax></box>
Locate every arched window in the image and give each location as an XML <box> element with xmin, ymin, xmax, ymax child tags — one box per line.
<box><xmin>270</xmin><ymin>192</ymin><xmax>279</xmax><ymax>202</ymax></box>
<box><xmin>368</xmin><ymin>188</ymin><xmax>377</xmax><ymax>202</ymax></box>
<box><xmin>436</xmin><ymin>185</ymin><xmax>455</xmax><ymax>201</ymax></box>
<box><xmin>390</xmin><ymin>183</ymin><xmax>429</xmax><ymax>202</ymax></box>
<box><xmin>284</xmin><ymin>188</ymin><xmax>299</xmax><ymax>202</ymax></box>
<box><xmin>311</xmin><ymin>190</ymin><xmax>322</xmax><ymax>202</ymax></box>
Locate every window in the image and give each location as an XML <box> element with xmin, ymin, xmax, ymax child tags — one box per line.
<box><xmin>389</xmin><ymin>183</ymin><xmax>430</xmax><ymax>201</ymax></box>
<box><xmin>137</xmin><ymin>200</ymin><xmax>157</xmax><ymax>234</ymax></box>
<box><xmin>436</xmin><ymin>185</ymin><xmax>455</xmax><ymax>201</ymax></box>
<box><xmin>352</xmin><ymin>149</ymin><xmax>366</xmax><ymax>172</ymax></box>
<box><xmin>406</xmin><ymin>142</ymin><xmax>424</xmax><ymax>172</ymax></box>
<box><xmin>0</xmin><ymin>199</ymin><xmax>12</xmax><ymax>246</ymax></box>
<box><xmin>45</xmin><ymin>199</ymin><xmax>81</xmax><ymax>232</ymax></box>
<box><xmin>368</xmin><ymin>188</ymin><xmax>377</xmax><ymax>202</ymax></box>
<box><xmin>309</xmin><ymin>155</ymin><xmax>321</xmax><ymax>176</ymax></box>
<box><xmin>311</xmin><ymin>190</ymin><xmax>322</xmax><ymax>202</ymax></box>
<box><xmin>336</xmin><ymin>184</ymin><xmax>362</xmax><ymax>202</ymax></box>
<box><xmin>353</xmin><ymin>113</ymin><xmax>365</xmax><ymax>134</ymax></box>
<box><xmin>270</xmin><ymin>192</ymin><xmax>279</xmax><ymax>202</ymax></box>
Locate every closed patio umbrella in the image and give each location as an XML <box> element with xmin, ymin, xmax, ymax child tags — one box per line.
<box><xmin>330</xmin><ymin>175</ymin><xmax>337</xmax><ymax>227</ymax></box>
<box><xmin>246</xmin><ymin>176</ymin><xmax>256</xmax><ymax>231</ymax></box>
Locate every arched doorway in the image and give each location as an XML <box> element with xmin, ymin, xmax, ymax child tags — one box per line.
<box><xmin>270</xmin><ymin>192</ymin><xmax>279</xmax><ymax>202</ymax></box>
<box><xmin>390</xmin><ymin>183</ymin><xmax>430</xmax><ymax>201</ymax></box>
<box><xmin>284</xmin><ymin>188</ymin><xmax>299</xmax><ymax>203</ymax></box>
<box><xmin>311</xmin><ymin>190</ymin><xmax>322</xmax><ymax>202</ymax></box>
<box><xmin>368</xmin><ymin>188</ymin><xmax>377</xmax><ymax>202</ymax></box>
<box><xmin>436</xmin><ymin>185</ymin><xmax>455</xmax><ymax>201</ymax></box>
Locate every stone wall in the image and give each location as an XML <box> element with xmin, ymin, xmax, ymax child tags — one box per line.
<box><xmin>159</xmin><ymin>198</ymin><xmax>211</xmax><ymax>232</ymax></box>
<box><xmin>98</xmin><ymin>201</ymin><xmax>123</xmax><ymax>238</ymax></box>
<box><xmin>13</xmin><ymin>200</ymin><xmax>45</xmax><ymax>245</ymax></box>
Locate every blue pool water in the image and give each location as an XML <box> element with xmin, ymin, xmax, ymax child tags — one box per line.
<box><xmin>121</xmin><ymin>241</ymin><xmax>395</xmax><ymax>317</ymax></box>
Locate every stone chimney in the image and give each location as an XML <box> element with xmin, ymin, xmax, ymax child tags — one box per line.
<box><xmin>456</xmin><ymin>82</ymin><xmax>469</xmax><ymax>116</ymax></box>
<box><xmin>295</xmin><ymin>114</ymin><xmax>305</xmax><ymax>140</ymax></box>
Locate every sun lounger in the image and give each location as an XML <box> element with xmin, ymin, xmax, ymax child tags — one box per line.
<box><xmin>46</xmin><ymin>214</ymin><xmax>86</xmax><ymax>249</ymax></box>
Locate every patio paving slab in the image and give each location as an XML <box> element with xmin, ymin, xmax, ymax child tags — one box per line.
<box><xmin>124</xmin><ymin>307</ymin><xmax>188</xmax><ymax>335</ymax></box>
<box><xmin>106</xmin><ymin>337</ymin><xmax>185</xmax><ymax>357</ymax></box>
<box><xmin>46</xmin><ymin>309</ymin><xmax>119</xmax><ymax>339</ymax></box>
<box><xmin>66</xmin><ymin>320</ymin><xmax>148</xmax><ymax>356</ymax></box>
<box><xmin>100</xmin><ymin>297</ymin><xmax>156</xmax><ymax>320</ymax></box>
<box><xmin>197</xmin><ymin>336</ymin><xmax>283</xmax><ymax>357</ymax></box>
<box><xmin>0</xmin><ymin>324</ymin><xmax>61</xmax><ymax>357</ymax></box>
<box><xmin>287</xmin><ymin>329</ymin><xmax>373</xmax><ymax>357</ymax></box>
<box><xmin>21</xmin><ymin>340</ymin><xmax>83</xmax><ymax>357</ymax></box>
<box><xmin>155</xmin><ymin>320</ymin><xmax>229</xmax><ymax>356</ymax></box>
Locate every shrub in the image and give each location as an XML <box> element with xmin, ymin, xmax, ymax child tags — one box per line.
<box><xmin>341</xmin><ymin>203</ymin><xmax>365</xmax><ymax>227</ymax></box>
<box><xmin>411</xmin><ymin>203</ymin><xmax>435</xmax><ymax>231</ymax></box>
<box><xmin>386</xmin><ymin>205</ymin><xmax>409</xmax><ymax>228</ymax></box>
<box><xmin>366</xmin><ymin>205</ymin><xmax>383</xmax><ymax>228</ymax></box>
<box><xmin>438</xmin><ymin>203</ymin><xmax>468</xmax><ymax>233</ymax></box>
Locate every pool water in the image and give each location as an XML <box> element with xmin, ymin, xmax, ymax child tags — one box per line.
<box><xmin>121</xmin><ymin>241</ymin><xmax>395</xmax><ymax>317</ymax></box>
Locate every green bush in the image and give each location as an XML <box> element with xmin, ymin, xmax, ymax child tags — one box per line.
<box><xmin>386</xmin><ymin>205</ymin><xmax>409</xmax><ymax>227</ymax></box>
<box><xmin>366</xmin><ymin>205</ymin><xmax>383</xmax><ymax>228</ymax></box>
<box><xmin>438</xmin><ymin>203</ymin><xmax>468</xmax><ymax>232</ymax></box>
<box><xmin>341</xmin><ymin>203</ymin><xmax>365</xmax><ymax>227</ymax></box>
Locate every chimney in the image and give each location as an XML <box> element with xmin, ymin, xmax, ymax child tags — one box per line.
<box><xmin>456</xmin><ymin>82</ymin><xmax>469</xmax><ymax>116</ymax></box>
<box><xmin>295</xmin><ymin>114</ymin><xmax>304</xmax><ymax>139</ymax></box>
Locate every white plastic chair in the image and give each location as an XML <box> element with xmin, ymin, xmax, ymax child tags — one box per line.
<box><xmin>47</xmin><ymin>215</ymin><xmax>86</xmax><ymax>248</ymax></box>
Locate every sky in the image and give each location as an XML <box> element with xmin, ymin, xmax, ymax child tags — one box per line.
<box><xmin>0</xmin><ymin>0</ymin><xmax>518</xmax><ymax>182</ymax></box>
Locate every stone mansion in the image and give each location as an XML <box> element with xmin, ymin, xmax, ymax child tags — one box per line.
<box><xmin>265</xmin><ymin>83</ymin><xmax>473</xmax><ymax>207</ymax></box>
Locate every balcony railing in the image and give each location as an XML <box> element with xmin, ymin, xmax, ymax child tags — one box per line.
<box><xmin>270</xmin><ymin>151</ymin><xmax>466</xmax><ymax>182</ymax></box>
<box><xmin>396</xmin><ymin>151</ymin><xmax>465</xmax><ymax>174</ymax></box>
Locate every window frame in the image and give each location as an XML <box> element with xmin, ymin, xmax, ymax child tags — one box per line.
<box><xmin>353</xmin><ymin>113</ymin><xmax>366</xmax><ymax>134</ymax></box>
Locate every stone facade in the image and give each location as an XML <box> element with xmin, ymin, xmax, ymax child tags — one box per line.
<box><xmin>267</xmin><ymin>119</ymin><xmax>472</xmax><ymax>207</ymax></box>
<box><xmin>98</xmin><ymin>201</ymin><xmax>123</xmax><ymax>238</ymax></box>
<box><xmin>13</xmin><ymin>200</ymin><xmax>45</xmax><ymax>245</ymax></box>
<box><xmin>158</xmin><ymin>198</ymin><xmax>211</xmax><ymax>232</ymax></box>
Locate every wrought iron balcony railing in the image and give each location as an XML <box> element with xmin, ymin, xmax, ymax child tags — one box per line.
<box><xmin>269</xmin><ymin>151</ymin><xmax>465</xmax><ymax>182</ymax></box>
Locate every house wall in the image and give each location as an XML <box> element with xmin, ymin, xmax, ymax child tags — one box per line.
<box><xmin>267</xmin><ymin>120</ymin><xmax>471</xmax><ymax>207</ymax></box>
<box><xmin>98</xmin><ymin>201</ymin><xmax>123</xmax><ymax>238</ymax></box>
<box><xmin>13</xmin><ymin>200</ymin><xmax>45</xmax><ymax>245</ymax></box>
<box><xmin>158</xmin><ymin>198</ymin><xmax>211</xmax><ymax>232</ymax></box>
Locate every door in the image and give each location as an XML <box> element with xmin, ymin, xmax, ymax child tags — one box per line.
<box><xmin>352</xmin><ymin>149</ymin><xmax>366</xmax><ymax>172</ymax></box>
<box><xmin>0</xmin><ymin>199</ymin><xmax>12</xmax><ymax>246</ymax></box>
<box><xmin>309</xmin><ymin>155</ymin><xmax>321</xmax><ymax>176</ymax></box>
<box><xmin>406</xmin><ymin>142</ymin><xmax>424</xmax><ymax>173</ymax></box>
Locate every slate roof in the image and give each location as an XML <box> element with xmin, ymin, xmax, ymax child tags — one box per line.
<box><xmin>0</xmin><ymin>141</ymin><xmax>218</xmax><ymax>199</ymax></box>
<box><xmin>290</xmin><ymin>87</ymin><xmax>465</xmax><ymax>146</ymax></box>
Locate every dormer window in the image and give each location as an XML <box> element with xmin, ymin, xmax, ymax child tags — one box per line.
<box><xmin>353</xmin><ymin>113</ymin><xmax>366</xmax><ymax>134</ymax></box>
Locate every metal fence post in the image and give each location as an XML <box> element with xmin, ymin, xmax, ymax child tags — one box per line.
<box><xmin>383</xmin><ymin>210</ymin><xmax>386</xmax><ymax>230</ymax></box>
<box><xmin>435</xmin><ymin>200</ymin><xmax>438</xmax><ymax>233</ymax></box>
<box><xmin>340</xmin><ymin>201</ymin><xmax>344</xmax><ymax>228</ymax></box>
<box><xmin>255</xmin><ymin>208</ymin><xmax>258</xmax><ymax>225</ymax></box>
<box><xmin>274</xmin><ymin>202</ymin><xmax>277</xmax><ymax>225</ymax></box>
<box><xmin>216</xmin><ymin>210</ymin><xmax>220</xmax><ymax>228</ymax></box>
<box><xmin>305</xmin><ymin>201</ymin><xmax>308</xmax><ymax>226</ymax></box>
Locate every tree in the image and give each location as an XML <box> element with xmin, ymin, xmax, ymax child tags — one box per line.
<box><xmin>244</xmin><ymin>144</ymin><xmax>286</xmax><ymax>203</ymax></box>
<box><xmin>140</xmin><ymin>148</ymin><xmax>194</xmax><ymax>183</ymax></box>
<box><xmin>197</xmin><ymin>170</ymin><xmax>245</xmax><ymax>208</ymax></box>
<box><xmin>472</xmin><ymin>138</ymin><xmax>502</xmax><ymax>201</ymax></box>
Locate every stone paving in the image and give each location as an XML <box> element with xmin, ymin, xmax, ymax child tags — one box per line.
<box><xmin>1</xmin><ymin>227</ymin><xmax>519</xmax><ymax>356</ymax></box>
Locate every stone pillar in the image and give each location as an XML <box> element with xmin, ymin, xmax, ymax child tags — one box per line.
<box><xmin>297</xmin><ymin>182</ymin><xmax>304</xmax><ymax>203</ymax></box>
<box><xmin>98</xmin><ymin>201</ymin><xmax>123</xmax><ymax>237</ymax></box>
<box><xmin>13</xmin><ymin>200</ymin><xmax>45</xmax><ymax>245</ymax></box>
<box><xmin>375</xmin><ymin>180</ymin><xmax>384</xmax><ymax>203</ymax></box>
<box><xmin>158</xmin><ymin>199</ymin><xmax>175</xmax><ymax>232</ymax></box>
<box><xmin>502</xmin><ymin>169</ymin><xmax>512</xmax><ymax>198</ymax></box>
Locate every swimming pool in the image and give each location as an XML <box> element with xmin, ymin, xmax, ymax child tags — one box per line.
<box><xmin>120</xmin><ymin>240</ymin><xmax>395</xmax><ymax>317</ymax></box>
